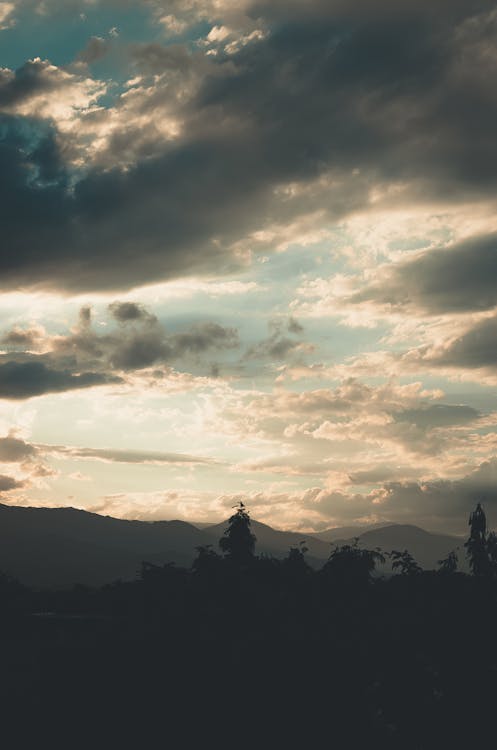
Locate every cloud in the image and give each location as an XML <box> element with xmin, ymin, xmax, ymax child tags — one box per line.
<box><xmin>0</xmin><ymin>359</ymin><xmax>122</xmax><ymax>399</ymax></box>
<box><xmin>215</xmin><ymin>379</ymin><xmax>488</xmax><ymax>477</ymax></box>
<box><xmin>41</xmin><ymin>444</ymin><xmax>218</xmax><ymax>465</ymax></box>
<box><xmin>238</xmin><ymin>457</ymin><xmax>497</xmax><ymax>533</ymax></box>
<box><xmin>0</xmin><ymin>2</ymin><xmax>496</xmax><ymax>291</ymax></box>
<box><xmin>431</xmin><ymin>315</ymin><xmax>497</xmax><ymax>369</ymax></box>
<box><xmin>367</xmin><ymin>457</ymin><xmax>497</xmax><ymax>533</ymax></box>
<box><xmin>108</xmin><ymin>301</ymin><xmax>157</xmax><ymax>324</ymax></box>
<box><xmin>0</xmin><ymin>304</ymin><xmax>239</xmax><ymax>398</ymax></box>
<box><xmin>394</xmin><ymin>404</ymin><xmax>480</xmax><ymax>428</ymax></box>
<box><xmin>0</xmin><ymin>2</ymin><xmax>15</xmax><ymax>29</ymax></box>
<box><xmin>1</xmin><ymin>326</ymin><xmax>45</xmax><ymax>349</ymax></box>
<box><xmin>0</xmin><ymin>58</ymin><xmax>104</xmax><ymax>127</ymax></box>
<box><xmin>76</xmin><ymin>36</ymin><xmax>111</xmax><ymax>65</ymax></box>
<box><xmin>353</xmin><ymin>234</ymin><xmax>497</xmax><ymax>314</ymax></box>
<box><xmin>0</xmin><ymin>474</ymin><xmax>24</xmax><ymax>491</ymax></box>
<box><xmin>245</xmin><ymin>318</ymin><xmax>313</xmax><ymax>361</ymax></box>
<box><xmin>67</xmin><ymin>456</ymin><xmax>497</xmax><ymax>532</ymax></box>
<box><xmin>0</xmin><ymin>434</ymin><xmax>36</xmax><ymax>461</ymax></box>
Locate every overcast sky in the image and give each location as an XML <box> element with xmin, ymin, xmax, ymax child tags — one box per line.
<box><xmin>0</xmin><ymin>0</ymin><xmax>496</xmax><ymax>533</ymax></box>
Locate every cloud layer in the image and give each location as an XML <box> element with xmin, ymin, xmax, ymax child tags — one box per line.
<box><xmin>0</xmin><ymin>1</ymin><xmax>496</xmax><ymax>291</ymax></box>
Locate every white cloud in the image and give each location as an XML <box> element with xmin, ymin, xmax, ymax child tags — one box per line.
<box><xmin>0</xmin><ymin>1</ymin><xmax>15</xmax><ymax>29</ymax></box>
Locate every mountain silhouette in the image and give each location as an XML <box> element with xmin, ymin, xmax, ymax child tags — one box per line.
<box><xmin>0</xmin><ymin>503</ymin><xmax>209</xmax><ymax>587</ymax></box>
<box><xmin>332</xmin><ymin>524</ymin><xmax>466</xmax><ymax>572</ymax></box>
<box><xmin>310</xmin><ymin>522</ymin><xmax>395</xmax><ymax>543</ymax></box>
<box><xmin>0</xmin><ymin>504</ymin><xmax>465</xmax><ymax>587</ymax></box>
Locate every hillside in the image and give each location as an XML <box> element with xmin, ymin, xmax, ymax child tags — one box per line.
<box><xmin>0</xmin><ymin>503</ymin><xmax>209</xmax><ymax>587</ymax></box>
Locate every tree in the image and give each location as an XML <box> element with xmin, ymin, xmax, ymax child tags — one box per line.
<box><xmin>389</xmin><ymin>549</ymin><xmax>422</xmax><ymax>576</ymax></box>
<box><xmin>437</xmin><ymin>549</ymin><xmax>458</xmax><ymax>574</ymax></box>
<box><xmin>321</xmin><ymin>539</ymin><xmax>384</xmax><ymax>589</ymax></box>
<box><xmin>191</xmin><ymin>544</ymin><xmax>223</xmax><ymax>577</ymax></box>
<box><xmin>486</xmin><ymin>531</ymin><xmax>497</xmax><ymax>574</ymax></box>
<box><xmin>219</xmin><ymin>502</ymin><xmax>257</xmax><ymax>565</ymax></box>
<box><xmin>282</xmin><ymin>542</ymin><xmax>311</xmax><ymax>580</ymax></box>
<box><xmin>465</xmin><ymin>502</ymin><xmax>491</xmax><ymax>576</ymax></box>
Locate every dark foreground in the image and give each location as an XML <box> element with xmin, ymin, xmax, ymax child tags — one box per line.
<box><xmin>1</xmin><ymin>562</ymin><xmax>497</xmax><ymax>749</ymax></box>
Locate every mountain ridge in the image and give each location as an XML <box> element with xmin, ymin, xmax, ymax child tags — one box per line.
<box><xmin>0</xmin><ymin>503</ymin><xmax>466</xmax><ymax>586</ymax></box>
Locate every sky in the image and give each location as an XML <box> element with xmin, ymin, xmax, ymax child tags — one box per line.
<box><xmin>0</xmin><ymin>0</ymin><xmax>496</xmax><ymax>534</ymax></box>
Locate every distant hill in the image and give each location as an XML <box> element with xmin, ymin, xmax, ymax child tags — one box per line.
<box><xmin>0</xmin><ymin>503</ymin><xmax>209</xmax><ymax>588</ymax></box>
<box><xmin>0</xmin><ymin>504</ymin><xmax>468</xmax><ymax>587</ymax></box>
<box><xmin>333</xmin><ymin>524</ymin><xmax>466</xmax><ymax>573</ymax></box>
<box><xmin>310</xmin><ymin>522</ymin><xmax>395</xmax><ymax>543</ymax></box>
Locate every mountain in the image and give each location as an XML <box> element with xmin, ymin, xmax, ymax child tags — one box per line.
<box><xmin>0</xmin><ymin>503</ymin><xmax>332</xmax><ymax>587</ymax></box>
<box><xmin>333</xmin><ymin>524</ymin><xmax>466</xmax><ymax>572</ymax></box>
<box><xmin>310</xmin><ymin>522</ymin><xmax>395</xmax><ymax>543</ymax></box>
<box><xmin>0</xmin><ymin>504</ymin><xmax>468</xmax><ymax>587</ymax></box>
<box><xmin>0</xmin><ymin>503</ymin><xmax>210</xmax><ymax>588</ymax></box>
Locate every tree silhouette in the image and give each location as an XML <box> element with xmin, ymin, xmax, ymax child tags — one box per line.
<box><xmin>465</xmin><ymin>502</ymin><xmax>491</xmax><ymax>576</ymax></box>
<box><xmin>282</xmin><ymin>541</ymin><xmax>311</xmax><ymax>580</ymax></box>
<box><xmin>437</xmin><ymin>549</ymin><xmax>458</xmax><ymax>574</ymax></box>
<box><xmin>389</xmin><ymin>549</ymin><xmax>422</xmax><ymax>576</ymax></box>
<box><xmin>469</xmin><ymin>502</ymin><xmax>486</xmax><ymax>541</ymax></box>
<box><xmin>192</xmin><ymin>544</ymin><xmax>223</xmax><ymax>576</ymax></box>
<box><xmin>322</xmin><ymin>539</ymin><xmax>384</xmax><ymax>589</ymax></box>
<box><xmin>219</xmin><ymin>502</ymin><xmax>256</xmax><ymax>565</ymax></box>
<box><xmin>485</xmin><ymin>531</ymin><xmax>497</xmax><ymax>577</ymax></box>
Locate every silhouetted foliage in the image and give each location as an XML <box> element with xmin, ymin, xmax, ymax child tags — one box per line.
<box><xmin>322</xmin><ymin>539</ymin><xmax>384</xmax><ymax>588</ymax></box>
<box><xmin>191</xmin><ymin>544</ymin><xmax>223</xmax><ymax>576</ymax></box>
<box><xmin>486</xmin><ymin>531</ymin><xmax>497</xmax><ymax>576</ymax></box>
<box><xmin>465</xmin><ymin>502</ymin><xmax>492</xmax><ymax>576</ymax></box>
<box><xmin>219</xmin><ymin>502</ymin><xmax>256</xmax><ymax>565</ymax></box>
<box><xmin>389</xmin><ymin>549</ymin><xmax>422</xmax><ymax>576</ymax></box>
<box><xmin>282</xmin><ymin>541</ymin><xmax>311</xmax><ymax>582</ymax></box>
<box><xmin>437</xmin><ymin>549</ymin><xmax>458</xmax><ymax>574</ymax></box>
<box><xmin>469</xmin><ymin>502</ymin><xmax>486</xmax><ymax>541</ymax></box>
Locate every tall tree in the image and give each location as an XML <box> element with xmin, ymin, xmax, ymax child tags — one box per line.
<box><xmin>465</xmin><ymin>502</ymin><xmax>491</xmax><ymax>576</ymax></box>
<box><xmin>219</xmin><ymin>502</ymin><xmax>257</xmax><ymax>565</ymax></box>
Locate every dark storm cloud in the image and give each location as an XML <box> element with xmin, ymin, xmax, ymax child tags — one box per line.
<box><xmin>0</xmin><ymin>1</ymin><xmax>496</xmax><ymax>291</ymax></box>
<box><xmin>354</xmin><ymin>235</ymin><xmax>497</xmax><ymax>314</ymax></box>
<box><xmin>0</xmin><ymin>359</ymin><xmax>122</xmax><ymax>400</ymax></box>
